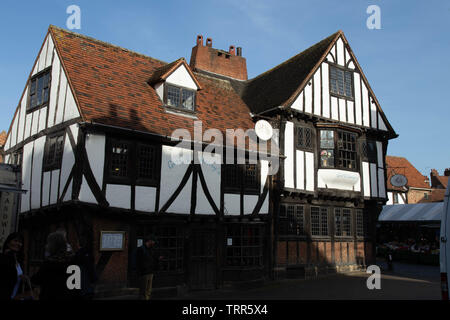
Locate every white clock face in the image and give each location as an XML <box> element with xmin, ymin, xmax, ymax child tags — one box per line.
<box><xmin>391</xmin><ymin>174</ymin><xmax>408</xmax><ymax>187</ymax></box>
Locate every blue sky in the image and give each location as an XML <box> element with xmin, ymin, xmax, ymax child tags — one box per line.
<box><xmin>1</xmin><ymin>0</ymin><xmax>449</xmax><ymax>178</ymax></box>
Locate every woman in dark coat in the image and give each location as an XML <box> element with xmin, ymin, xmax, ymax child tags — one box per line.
<box><xmin>0</xmin><ymin>233</ymin><xmax>25</xmax><ymax>300</ymax></box>
<box><xmin>31</xmin><ymin>232</ymin><xmax>80</xmax><ymax>300</ymax></box>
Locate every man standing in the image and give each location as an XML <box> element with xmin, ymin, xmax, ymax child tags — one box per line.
<box><xmin>136</xmin><ymin>235</ymin><xmax>160</xmax><ymax>300</ymax></box>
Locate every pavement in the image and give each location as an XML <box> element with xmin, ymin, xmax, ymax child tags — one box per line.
<box><xmin>101</xmin><ymin>259</ymin><xmax>441</xmax><ymax>300</ymax></box>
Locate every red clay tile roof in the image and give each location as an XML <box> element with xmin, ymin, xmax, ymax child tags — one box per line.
<box><xmin>386</xmin><ymin>156</ymin><xmax>431</xmax><ymax>190</ymax></box>
<box><xmin>0</xmin><ymin>131</ymin><xmax>7</xmax><ymax>147</ymax></box>
<box><xmin>50</xmin><ymin>26</ymin><xmax>255</xmax><ymax>144</ymax></box>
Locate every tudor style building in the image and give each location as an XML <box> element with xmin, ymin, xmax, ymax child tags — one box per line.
<box><xmin>3</xmin><ymin>26</ymin><xmax>396</xmax><ymax>293</ymax></box>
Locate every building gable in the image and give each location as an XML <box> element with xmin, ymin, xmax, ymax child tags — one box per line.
<box><xmin>4</xmin><ymin>30</ymin><xmax>81</xmax><ymax>154</ymax></box>
<box><xmin>287</xmin><ymin>33</ymin><xmax>394</xmax><ymax>135</ymax></box>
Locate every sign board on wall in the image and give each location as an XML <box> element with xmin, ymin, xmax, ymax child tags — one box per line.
<box><xmin>100</xmin><ymin>231</ymin><xmax>125</xmax><ymax>251</ymax></box>
<box><xmin>0</xmin><ymin>192</ymin><xmax>17</xmax><ymax>250</ymax></box>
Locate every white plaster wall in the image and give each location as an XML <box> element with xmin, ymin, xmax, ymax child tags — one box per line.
<box><xmin>321</xmin><ymin>63</ymin><xmax>330</xmax><ymax>118</ymax></box>
<box><xmin>313</xmin><ymin>70</ymin><xmax>321</xmax><ymax>116</ymax></box>
<box><xmin>305</xmin><ymin>152</ymin><xmax>314</xmax><ymax>191</ymax></box>
<box><xmin>336</xmin><ymin>38</ymin><xmax>345</xmax><ymax>66</ymax></box>
<box><xmin>244</xmin><ymin>195</ymin><xmax>259</xmax><ymax>215</ymax></box>
<box><xmin>331</xmin><ymin>96</ymin><xmax>339</xmax><ymax>121</ymax></box>
<box><xmin>79</xmin><ymin>177</ymin><xmax>96</xmax><ymax>204</ymax></box>
<box><xmin>291</xmin><ymin>91</ymin><xmax>303</xmax><ymax>112</ymax></box>
<box><xmin>21</xmin><ymin>142</ymin><xmax>33</xmax><ymax>213</ymax></box>
<box><xmin>196</xmin><ymin>152</ymin><xmax>221</xmax><ymax>215</ymax></box>
<box><xmin>84</xmin><ymin>133</ymin><xmax>105</xmax><ymax>188</ymax></box>
<box><xmin>224</xmin><ymin>194</ymin><xmax>240</xmax><ymax>216</ymax></box>
<box><xmin>106</xmin><ymin>184</ymin><xmax>131</xmax><ymax>209</ymax></box>
<box><xmin>362</xmin><ymin>161</ymin><xmax>370</xmax><ymax>197</ymax></box>
<box><xmin>135</xmin><ymin>186</ymin><xmax>157</xmax><ymax>212</ymax></box>
<box><xmin>159</xmin><ymin>145</ymin><xmax>192</xmax><ymax>214</ymax></box>
<box><xmin>42</xmin><ymin>171</ymin><xmax>51</xmax><ymax>207</ymax></box>
<box><xmin>50</xmin><ymin>169</ymin><xmax>60</xmax><ymax>205</ymax></box>
<box><xmin>59</xmin><ymin>124</ymin><xmax>78</xmax><ymax>201</ymax></box>
<box><xmin>304</xmin><ymin>82</ymin><xmax>312</xmax><ymax>114</ymax></box>
<box><xmin>354</xmin><ymin>73</ymin><xmax>362</xmax><ymax>126</ymax></box>
<box><xmin>284</xmin><ymin>122</ymin><xmax>294</xmax><ymax>189</ymax></box>
<box><xmin>296</xmin><ymin>150</ymin><xmax>305</xmax><ymax>190</ymax></box>
<box><xmin>166</xmin><ymin>64</ymin><xmax>198</xmax><ymax>90</ymax></box>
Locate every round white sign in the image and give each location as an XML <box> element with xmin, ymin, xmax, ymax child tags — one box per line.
<box><xmin>255</xmin><ymin>120</ymin><xmax>273</xmax><ymax>141</ymax></box>
<box><xmin>390</xmin><ymin>174</ymin><xmax>408</xmax><ymax>187</ymax></box>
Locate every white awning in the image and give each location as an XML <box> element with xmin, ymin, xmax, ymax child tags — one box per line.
<box><xmin>379</xmin><ymin>203</ymin><xmax>444</xmax><ymax>222</ymax></box>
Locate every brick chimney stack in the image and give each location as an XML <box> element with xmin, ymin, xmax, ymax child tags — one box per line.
<box><xmin>189</xmin><ymin>35</ymin><xmax>248</xmax><ymax>80</ymax></box>
<box><xmin>445</xmin><ymin>168</ymin><xmax>450</xmax><ymax>177</ymax></box>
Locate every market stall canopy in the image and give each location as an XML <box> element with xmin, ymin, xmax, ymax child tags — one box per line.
<box><xmin>379</xmin><ymin>203</ymin><xmax>444</xmax><ymax>222</ymax></box>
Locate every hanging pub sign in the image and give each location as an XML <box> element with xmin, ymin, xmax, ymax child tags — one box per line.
<box><xmin>100</xmin><ymin>231</ymin><xmax>126</xmax><ymax>251</ymax></box>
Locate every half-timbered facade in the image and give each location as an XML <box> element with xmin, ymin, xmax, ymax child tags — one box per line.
<box><xmin>234</xmin><ymin>31</ymin><xmax>397</xmax><ymax>278</ymax></box>
<box><xmin>3</xmin><ymin>26</ymin><xmax>396</xmax><ymax>294</ymax></box>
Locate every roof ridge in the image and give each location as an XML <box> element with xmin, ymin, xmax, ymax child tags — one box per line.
<box><xmin>49</xmin><ymin>25</ymin><xmax>168</xmax><ymax>65</ymax></box>
<box><xmin>246</xmin><ymin>31</ymin><xmax>340</xmax><ymax>83</ymax></box>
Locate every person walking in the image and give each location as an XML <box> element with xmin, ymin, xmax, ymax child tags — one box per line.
<box><xmin>73</xmin><ymin>238</ymin><xmax>97</xmax><ymax>300</ymax></box>
<box><xmin>136</xmin><ymin>235</ymin><xmax>160</xmax><ymax>300</ymax></box>
<box><xmin>31</xmin><ymin>232</ymin><xmax>80</xmax><ymax>300</ymax></box>
<box><xmin>0</xmin><ymin>233</ymin><xmax>26</xmax><ymax>300</ymax></box>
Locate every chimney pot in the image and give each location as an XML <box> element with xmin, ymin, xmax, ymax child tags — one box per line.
<box><xmin>229</xmin><ymin>45</ymin><xmax>236</xmax><ymax>55</ymax></box>
<box><xmin>206</xmin><ymin>38</ymin><xmax>212</xmax><ymax>47</ymax></box>
<box><xmin>236</xmin><ymin>47</ymin><xmax>242</xmax><ymax>57</ymax></box>
<box><xmin>197</xmin><ymin>35</ymin><xmax>203</xmax><ymax>46</ymax></box>
<box><xmin>445</xmin><ymin>168</ymin><xmax>450</xmax><ymax>176</ymax></box>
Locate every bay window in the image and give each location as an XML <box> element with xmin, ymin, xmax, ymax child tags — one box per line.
<box><xmin>319</xmin><ymin>129</ymin><xmax>357</xmax><ymax>170</ymax></box>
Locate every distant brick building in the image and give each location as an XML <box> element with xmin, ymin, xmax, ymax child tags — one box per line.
<box><xmin>385</xmin><ymin>156</ymin><xmax>432</xmax><ymax>204</ymax></box>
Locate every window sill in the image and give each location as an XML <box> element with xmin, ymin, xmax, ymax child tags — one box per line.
<box><xmin>330</xmin><ymin>93</ymin><xmax>354</xmax><ymax>101</ymax></box>
<box><xmin>163</xmin><ymin>105</ymin><xmax>198</xmax><ymax>119</ymax></box>
<box><xmin>27</xmin><ymin>103</ymin><xmax>49</xmax><ymax>114</ymax></box>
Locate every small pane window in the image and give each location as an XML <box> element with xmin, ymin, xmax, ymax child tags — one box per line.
<box><xmin>330</xmin><ymin>65</ymin><xmax>353</xmax><ymax>98</ymax></box>
<box><xmin>111</xmin><ymin>142</ymin><xmax>129</xmax><ymax>178</ymax></box>
<box><xmin>28</xmin><ymin>69</ymin><xmax>51</xmax><ymax>111</ymax></box>
<box><xmin>338</xmin><ymin>131</ymin><xmax>357</xmax><ymax>169</ymax></box>
<box><xmin>279</xmin><ymin>204</ymin><xmax>305</xmax><ymax>236</ymax></box>
<box><xmin>226</xmin><ymin>225</ymin><xmax>263</xmax><ymax>267</ymax></box>
<box><xmin>137</xmin><ymin>144</ymin><xmax>159</xmax><ymax>184</ymax></box>
<box><xmin>166</xmin><ymin>84</ymin><xmax>196</xmax><ymax>112</ymax></box>
<box><xmin>356</xmin><ymin>209</ymin><xmax>364</xmax><ymax>237</ymax></box>
<box><xmin>297</xmin><ymin>127</ymin><xmax>313</xmax><ymax>150</ymax></box>
<box><xmin>167</xmin><ymin>85</ymin><xmax>181</xmax><ymax>108</ymax></box>
<box><xmin>342</xmin><ymin>208</ymin><xmax>352</xmax><ymax>237</ymax></box>
<box><xmin>223</xmin><ymin>163</ymin><xmax>259</xmax><ymax>194</ymax></box>
<box><xmin>182</xmin><ymin>90</ymin><xmax>195</xmax><ymax>111</ymax></box>
<box><xmin>311</xmin><ymin>207</ymin><xmax>328</xmax><ymax>237</ymax></box>
<box><xmin>362</xmin><ymin>140</ymin><xmax>377</xmax><ymax>162</ymax></box>
<box><xmin>43</xmin><ymin>134</ymin><xmax>64</xmax><ymax>172</ymax></box>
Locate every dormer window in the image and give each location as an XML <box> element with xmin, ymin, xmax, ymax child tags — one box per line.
<box><xmin>165</xmin><ymin>84</ymin><xmax>196</xmax><ymax>112</ymax></box>
<box><xmin>329</xmin><ymin>65</ymin><xmax>353</xmax><ymax>99</ymax></box>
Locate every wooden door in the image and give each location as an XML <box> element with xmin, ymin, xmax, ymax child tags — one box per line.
<box><xmin>189</xmin><ymin>229</ymin><xmax>217</xmax><ymax>290</ymax></box>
